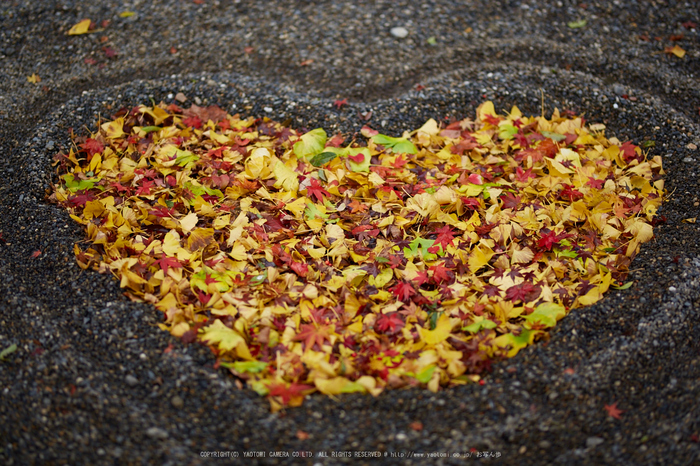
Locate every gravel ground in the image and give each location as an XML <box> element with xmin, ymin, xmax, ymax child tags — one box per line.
<box><xmin>1</xmin><ymin>1</ymin><xmax>699</xmax><ymax>465</ymax></box>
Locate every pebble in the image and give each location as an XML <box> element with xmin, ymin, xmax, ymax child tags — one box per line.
<box><xmin>613</xmin><ymin>84</ymin><xmax>626</xmax><ymax>96</ymax></box>
<box><xmin>586</xmin><ymin>437</ymin><xmax>604</xmax><ymax>448</ymax></box>
<box><xmin>146</xmin><ymin>427</ymin><xmax>169</xmax><ymax>439</ymax></box>
<box><xmin>171</xmin><ymin>395</ymin><xmax>184</xmax><ymax>408</ymax></box>
<box><xmin>390</xmin><ymin>27</ymin><xmax>409</xmax><ymax>38</ymax></box>
<box><xmin>125</xmin><ymin>375</ymin><xmax>139</xmax><ymax>386</ymax></box>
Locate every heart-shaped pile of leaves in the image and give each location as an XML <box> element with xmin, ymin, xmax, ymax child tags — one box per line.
<box><xmin>51</xmin><ymin>101</ymin><xmax>664</xmax><ymax>410</ymax></box>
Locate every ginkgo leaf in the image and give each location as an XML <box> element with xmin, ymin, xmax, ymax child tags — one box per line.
<box><xmin>272</xmin><ymin>159</ymin><xmax>299</xmax><ymax>192</ymax></box>
<box><xmin>179</xmin><ymin>212</ymin><xmax>199</xmax><ymax>233</ymax></box>
<box><xmin>417</xmin><ymin>314</ymin><xmax>452</xmax><ymax>345</ymax></box>
<box><xmin>68</xmin><ymin>19</ymin><xmax>92</xmax><ymax>35</ymax></box>
<box><xmin>293</xmin><ymin>128</ymin><xmax>327</xmax><ymax>160</ymax></box>
<box><xmin>524</xmin><ymin>302</ymin><xmax>566</xmax><ymax>328</ymax></box>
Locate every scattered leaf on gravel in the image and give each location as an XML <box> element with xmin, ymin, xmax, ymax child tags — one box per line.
<box><xmin>664</xmin><ymin>45</ymin><xmax>686</xmax><ymax>58</ymax></box>
<box><xmin>52</xmin><ymin>101</ymin><xmax>664</xmax><ymax>409</ymax></box>
<box><xmin>604</xmin><ymin>402</ymin><xmax>624</xmax><ymax>419</ymax></box>
<box><xmin>27</xmin><ymin>74</ymin><xmax>41</xmax><ymax>83</ymax></box>
<box><xmin>68</xmin><ymin>19</ymin><xmax>92</xmax><ymax>35</ymax></box>
<box><xmin>0</xmin><ymin>344</ymin><xmax>17</xmax><ymax>361</ymax></box>
<box><xmin>567</xmin><ymin>19</ymin><xmax>587</xmax><ymax>29</ymax></box>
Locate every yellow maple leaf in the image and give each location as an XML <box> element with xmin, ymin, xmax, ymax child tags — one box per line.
<box><xmin>27</xmin><ymin>73</ymin><xmax>41</xmax><ymax>83</ymax></box>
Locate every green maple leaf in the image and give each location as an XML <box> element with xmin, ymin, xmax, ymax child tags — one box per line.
<box><xmin>403</xmin><ymin>237</ymin><xmax>437</xmax><ymax>261</ymax></box>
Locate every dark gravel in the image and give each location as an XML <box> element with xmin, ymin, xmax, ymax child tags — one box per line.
<box><xmin>1</xmin><ymin>1</ymin><xmax>699</xmax><ymax>465</ymax></box>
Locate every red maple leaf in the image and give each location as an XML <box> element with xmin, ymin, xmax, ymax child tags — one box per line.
<box><xmin>430</xmin><ymin>263</ymin><xmax>453</xmax><ymax>284</ymax></box>
<box><xmin>482</xmin><ymin>114</ymin><xmax>501</xmax><ymax>125</ymax></box>
<box><xmin>500</xmin><ymin>192</ymin><xmax>522</xmax><ymax>210</ymax></box>
<box><xmin>155</xmin><ymin>255</ymin><xmax>182</xmax><ymax>274</ymax></box>
<box><xmin>389</xmin><ymin>281</ymin><xmax>416</xmax><ymax>302</ymax></box>
<box><xmin>293</xmin><ymin>323</ymin><xmax>333</xmax><ymax>350</ymax></box>
<box><xmin>514</xmin><ymin>166</ymin><xmax>537</xmax><ymax>183</ymax></box>
<box><xmin>267</xmin><ymin>382</ymin><xmax>314</xmax><ymax>405</ymax></box>
<box><xmin>150</xmin><ymin>204</ymin><xmax>176</xmax><ymax>218</ymax></box>
<box><xmin>375</xmin><ymin>313</ymin><xmax>405</xmax><ymax>334</ymax></box>
<box><xmin>537</xmin><ymin>230</ymin><xmax>567</xmax><ymax>251</ymax></box>
<box><xmin>412</xmin><ymin>271</ymin><xmax>430</xmax><ymax>287</ymax></box>
<box><xmin>102</xmin><ymin>46</ymin><xmax>118</xmax><ymax>58</ymax></box>
<box><xmin>587</xmin><ymin>177</ymin><xmax>604</xmax><ymax>189</ymax></box>
<box><xmin>392</xmin><ymin>154</ymin><xmax>407</xmax><ymax>169</ymax></box>
<box><xmin>433</xmin><ymin>225</ymin><xmax>456</xmax><ymax>249</ymax></box>
<box><xmin>306</xmin><ymin>178</ymin><xmax>330</xmax><ymax>203</ymax></box>
<box><xmin>67</xmin><ymin>191</ymin><xmax>95</xmax><ymax>207</ymax></box>
<box><xmin>604</xmin><ymin>402</ymin><xmax>624</xmax><ymax>419</ymax></box>
<box><xmin>505</xmin><ymin>282</ymin><xmax>542</xmax><ymax>303</ymax></box>
<box><xmin>182</xmin><ymin>115</ymin><xmax>202</xmax><ymax>129</ymax></box>
<box><xmin>347</xmin><ymin>199</ymin><xmax>368</xmax><ymax>214</ymax></box>
<box><xmin>559</xmin><ymin>184</ymin><xmax>584</xmax><ymax>202</ymax></box>
<box><xmin>80</xmin><ymin>138</ymin><xmax>104</xmax><ymax>157</ymax></box>
<box><xmin>620</xmin><ymin>141</ymin><xmax>642</xmax><ymax>163</ymax></box>
<box><xmin>333</xmin><ymin>98</ymin><xmax>348</xmax><ymax>109</ymax></box>
<box><xmin>387</xmin><ymin>254</ymin><xmax>403</xmax><ymax>269</ymax></box>
<box><xmin>31</xmin><ymin>250</ymin><xmax>41</xmax><ymax>258</ymax></box>
<box><xmin>135</xmin><ymin>179</ymin><xmax>154</xmax><ymax>196</ymax></box>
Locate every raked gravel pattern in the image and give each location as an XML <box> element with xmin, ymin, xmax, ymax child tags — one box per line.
<box><xmin>1</xmin><ymin>1</ymin><xmax>699</xmax><ymax>465</ymax></box>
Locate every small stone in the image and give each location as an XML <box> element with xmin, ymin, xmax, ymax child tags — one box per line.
<box><xmin>146</xmin><ymin>427</ymin><xmax>169</xmax><ymax>439</ymax></box>
<box><xmin>264</xmin><ymin>106</ymin><xmax>273</xmax><ymax>113</ymax></box>
<box><xmin>396</xmin><ymin>432</ymin><xmax>407</xmax><ymax>441</ymax></box>
<box><xmin>612</xmin><ymin>84</ymin><xmax>626</xmax><ymax>96</ymax></box>
<box><xmin>175</xmin><ymin>92</ymin><xmax>187</xmax><ymax>103</ymax></box>
<box><xmin>669</xmin><ymin>286</ymin><xmax>677</xmax><ymax>292</ymax></box>
<box><xmin>538</xmin><ymin>440</ymin><xmax>551</xmax><ymax>449</ymax></box>
<box><xmin>683</xmin><ymin>157</ymin><xmax>695</xmax><ymax>162</ymax></box>
<box><xmin>125</xmin><ymin>375</ymin><xmax>138</xmax><ymax>386</ymax></box>
<box><xmin>194</xmin><ymin>96</ymin><xmax>202</xmax><ymax>105</ymax></box>
<box><xmin>586</xmin><ymin>436</ymin><xmax>604</xmax><ymax>448</ymax></box>
<box><xmin>390</xmin><ymin>27</ymin><xmax>409</xmax><ymax>38</ymax></box>
<box><xmin>171</xmin><ymin>396</ymin><xmax>184</xmax><ymax>408</ymax></box>
<box><xmin>540</xmin><ymin>66</ymin><xmax>551</xmax><ymax>74</ymax></box>
<box><xmin>687</xmin><ymin>143</ymin><xmax>698</xmax><ymax>150</ymax></box>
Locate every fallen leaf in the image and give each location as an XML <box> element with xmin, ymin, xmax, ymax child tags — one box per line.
<box><xmin>68</xmin><ymin>19</ymin><xmax>92</xmax><ymax>35</ymax></box>
<box><xmin>604</xmin><ymin>402</ymin><xmax>624</xmax><ymax>419</ymax></box>
<box><xmin>664</xmin><ymin>45</ymin><xmax>686</xmax><ymax>58</ymax></box>
<box><xmin>27</xmin><ymin>74</ymin><xmax>41</xmax><ymax>83</ymax></box>
<box><xmin>409</xmin><ymin>421</ymin><xmax>423</xmax><ymax>431</ymax></box>
<box><xmin>567</xmin><ymin>19</ymin><xmax>587</xmax><ymax>29</ymax></box>
<box><xmin>31</xmin><ymin>250</ymin><xmax>41</xmax><ymax>258</ymax></box>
